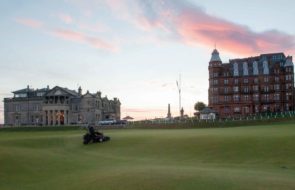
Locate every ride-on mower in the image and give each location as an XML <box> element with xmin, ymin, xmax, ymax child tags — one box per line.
<box><xmin>83</xmin><ymin>125</ymin><xmax>110</xmax><ymax>144</ymax></box>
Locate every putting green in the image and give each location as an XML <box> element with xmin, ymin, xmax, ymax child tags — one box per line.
<box><xmin>0</xmin><ymin>123</ymin><xmax>295</xmax><ymax>190</ymax></box>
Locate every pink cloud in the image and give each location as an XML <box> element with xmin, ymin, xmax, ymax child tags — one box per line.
<box><xmin>13</xmin><ymin>15</ymin><xmax>117</xmax><ymax>52</ymax></box>
<box><xmin>176</xmin><ymin>10</ymin><xmax>295</xmax><ymax>55</ymax></box>
<box><xmin>52</xmin><ymin>29</ymin><xmax>118</xmax><ymax>52</ymax></box>
<box><xmin>103</xmin><ymin>0</ymin><xmax>295</xmax><ymax>55</ymax></box>
<box><xmin>122</xmin><ymin>107</ymin><xmax>167</xmax><ymax>120</ymax></box>
<box><xmin>123</xmin><ymin>108</ymin><xmax>165</xmax><ymax>113</ymax></box>
<box><xmin>14</xmin><ymin>18</ymin><xmax>43</xmax><ymax>29</ymax></box>
<box><xmin>77</xmin><ymin>22</ymin><xmax>109</xmax><ymax>33</ymax></box>
<box><xmin>57</xmin><ymin>13</ymin><xmax>73</xmax><ymax>24</ymax></box>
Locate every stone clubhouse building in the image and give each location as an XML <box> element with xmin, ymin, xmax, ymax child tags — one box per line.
<box><xmin>4</xmin><ymin>86</ymin><xmax>121</xmax><ymax>126</ymax></box>
<box><xmin>208</xmin><ymin>49</ymin><xmax>294</xmax><ymax>118</ymax></box>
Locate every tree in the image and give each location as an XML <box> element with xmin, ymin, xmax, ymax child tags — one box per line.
<box><xmin>194</xmin><ymin>101</ymin><xmax>206</xmax><ymax>112</ymax></box>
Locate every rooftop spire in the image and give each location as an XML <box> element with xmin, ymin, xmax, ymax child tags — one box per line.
<box><xmin>210</xmin><ymin>49</ymin><xmax>222</xmax><ymax>62</ymax></box>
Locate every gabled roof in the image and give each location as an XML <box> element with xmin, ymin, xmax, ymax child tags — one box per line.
<box><xmin>44</xmin><ymin>86</ymin><xmax>79</xmax><ymax>97</ymax></box>
<box><xmin>12</xmin><ymin>88</ymin><xmax>33</xmax><ymax>94</ymax></box>
<box><xmin>82</xmin><ymin>92</ymin><xmax>95</xmax><ymax>98</ymax></box>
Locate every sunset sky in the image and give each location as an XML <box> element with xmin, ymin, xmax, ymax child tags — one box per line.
<box><xmin>0</xmin><ymin>0</ymin><xmax>295</xmax><ymax>123</ymax></box>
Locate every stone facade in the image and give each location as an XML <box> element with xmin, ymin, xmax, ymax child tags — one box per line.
<box><xmin>4</xmin><ymin>86</ymin><xmax>120</xmax><ymax>126</ymax></box>
<box><xmin>208</xmin><ymin>49</ymin><xmax>294</xmax><ymax>118</ymax></box>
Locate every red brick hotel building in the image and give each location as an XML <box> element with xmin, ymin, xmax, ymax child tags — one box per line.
<box><xmin>208</xmin><ymin>49</ymin><xmax>294</xmax><ymax>118</ymax></box>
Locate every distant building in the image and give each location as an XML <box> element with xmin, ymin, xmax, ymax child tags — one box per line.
<box><xmin>199</xmin><ymin>107</ymin><xmax>217</xmax><ymax>120</ymax></box>
<box><xmin>208</xmin><ymin>49</ymin><xmax>294</xmax><ymax>118</ymax></box>
<box><xmin>4</xmin><ymin>86</ymin><xmax>121</xmax><ymax>126</ymax></box>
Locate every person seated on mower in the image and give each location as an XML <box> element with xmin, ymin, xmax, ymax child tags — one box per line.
<box><xmin>88</xmin><ymin>125</ymin><xmax>103</xmax><ymax>139</ymax></box>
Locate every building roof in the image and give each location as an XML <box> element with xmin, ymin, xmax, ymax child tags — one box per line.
<box><xmin>45</xmin><ymin>86</ymin><xmax>79</xmax><ymax>97</ymax></box>
<box><xmin>210</xmin><ymin>49</ymin><xmax>222</xmax><ymax>62</ymax></box>
<box><xmin>12</xmin><ymin>88</ymin><xmax>33</xmax><ymax>94</ymax></box>
<box><xmin>284</xmin><ymin>56</ymin><xmax>293</xmax><ymax>67</ymax></box>
<box><xmin>123</xmin><ymin>116</ymin><xmax>134</xmax><ymax>120</ymax></box>
<box><xmin>199</xmin><ymin>107</ymin><xmax>217</xmax><ymax>114</ymax></box>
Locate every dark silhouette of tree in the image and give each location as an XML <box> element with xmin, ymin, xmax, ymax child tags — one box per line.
<box><xmin>194</xmin><ymin>102</ymin><xmax>206</xmax><ymax>112</ymax></box>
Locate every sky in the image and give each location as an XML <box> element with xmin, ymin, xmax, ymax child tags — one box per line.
<box><xmin>0</xmin><ymin>0</ymin><xmax>295</xmax><ymax>123</ymax></box>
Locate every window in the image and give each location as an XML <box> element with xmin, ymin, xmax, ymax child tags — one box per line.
<box><xmin>254</xmin><ymin>78</ymin><xmax>259</xmax><ymax>84</ymax></box>
<box><xmin>263</xmin><ymin>94</ymin><xmax>269</xmax><ymax>102</ymax></box>
<box><xmin>224</xmin><ymin>87</ymin><xmax>229</xmax><ymax>94</ymax></box>
<box><xmin>286</xmin><ymin>83</ymin><xmax>292</xmax><ymax>90</ymax></box>
<box><xmin>275</xmin><ymin>77</ymin><xmax>280</xmax><ymax>82</ymax></box>
<box><xmin>286</xmin><ymin>74</ymin><xmax>293</xmax><ymax>81</ymax></box>
<box><xmin>224</xmin><ymin>79</ymin><xmax>229</xmax><ymax>85</ymax></box>
<box><xmin>233</xmin><ymin>86</ymin><xmax>239</xmax><ymax>93</ymax></box>
<box><xmin>244</xmin><ymin>106</ymin><xmax>250</xmax><ymax>113</ymax></box>
<box><xmin>234</xmin><ymin>79</ymin><xmax>239</xmax><ymax>85</ymax></box>
<box><xmin>286</xmin><ymin>104</ymin><xmax>290</xmax><ymax>111</ymax></box>
<box><xmin>264</xmin><ymin>77</ymin><xmax>269</xmax><ymax>83</ymax></box>
<box><xmin>263</xmin><ymin>86</ymin><xmax>269</xmax><ymax>92</ymax></box>
<box><xmin>233</xmin><ymin>62</ymin><xmax>239</xmax><ymax>76</ymax></box>
<box><xmin>213</xmin><ymin>96</ymin><xmax>218</xmax><ymax>103</ymax></box>
<box><xmin>243</xmin><ymin>87</ymin><xmax>249</xmax><ymax>93</ymax></box>
<box><xmin>244</xmin><ymin>78</ymin><xmax>248</xmax><ymax>83</ymax></box>
<box><xmin>253</xmin><ymin>94</ymin><xmax>259</xmax><ymax>101</ymax></box>
<box><xmin>15</xmin><ymin>105</ymin><xmax>21</xmax><ymax>112</ymax></box>
<box><xmin>213</xmin><ymin>80</ymin><xmax>218</xmax><ymax>85</ymax></box>
<box><xmin>223</xmin><ymin>72</ymin><xmax>229</xmax><ymax>77</ymax></box>
<box><xmin>255</xmin><ymin>105</ymin><xmax>259</xmax><ymax>113</ymax></box>
<box><xmin>244</xmin><ymin>95</ymin><xmax>249</xmax><ymax>101</ymax></box>
<box><xmin>37</xmin><ymin>92</ymin><xmax>45</xmax><ymax>97</ymax></box>
<box><xmin>15</xmin><ymin>93</ymin><xmax>27</xmax><ymax>98</ymax></box>
<box><xmin>213</xmin><ymin>72</ymin><xmax>218</xmax><ymax>77</ymax></box>
<box><xmin>224</xmin><ymin>96</ymin><xmax>230</xmax><ymax>102</ymax></box>
<box><xmin>253</xmin><ymin>61</ymin><xmax>259</xmax><ymax>75</ymax></box>
<box><xmin>253</xmin><ymin>85</ymin><xmax>259</xmax><ymax>92</ymax></box>
<box><xmin>263</xmin><ymin>105</ymin><xmax>269</xmax><ymax>111</ymax></box>
<box><xmin>224</xmin><ymin>107</ymin><xmax>230</xmax><ymax>113</ymax></box>
<box><xmin>243</xmin><ymin>62</ymin><xmax>249</xmax><ymax>76</ymax></box>
<box><xmin>274</xmin><ymin>94</ymin><xmax>280</xmax><ymax>101</ymax></box>
<box><xmin>274</xmin><ymin>84</ymin><xmax>280</xmax><ymax>91</ymax></box>
<box><xmin>233</xmin><ymin>95</ymin><xmax>240</xmax><ymax>102</ymax></box>
<box><xmin>213</xmin><ymin>88</ymin><xmax>218</xmax><ymax>93</ymax></box>
<box><xmin>286</xmin><ymin>93</ymin><xmax>292</xmax><ymax>101</ymax></box>
<box><xmin>263</xmin><ymin>60</ymin><xmax>269</xmax><ymax>74</ymax></box>
<box><xmin>234</xmin><ymin>107</ymin><xmax>240</xmax><ymax>113</ymax></box>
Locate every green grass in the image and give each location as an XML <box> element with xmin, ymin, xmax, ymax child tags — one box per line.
<box><xmin>1</xmin><ymin>122</ymin><xmax>295</xmax><ymax>190</ymax></box>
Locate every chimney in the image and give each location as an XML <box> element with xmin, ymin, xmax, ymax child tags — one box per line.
<box><xmin>78</xmin><ymin>86</ymin><xmax>82</xmax><ymax>95</ymax></box>
<box><xmin>97</xmin><ymin>91</ymin><xmax>101</xmax><ymax>97</ymax></box>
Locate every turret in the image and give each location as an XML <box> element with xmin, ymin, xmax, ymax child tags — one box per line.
<box><xmin>209</xmin><ymin>49</ymin><xmax>222</xmax><ymax>67</ymax></box>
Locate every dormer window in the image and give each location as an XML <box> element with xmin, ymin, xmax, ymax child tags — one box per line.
<box><xmin>243</xmin><ymin>62</ymin><xmax>248</xmax><ymax>76</ymax></box>
<box><xmin>263</xmin><ymin>60</ymin><xmax>269</xmax><ymax>75</ymax></box>
<box><xmin>233</xmin><ymin>62</ymin><xmax>239</xmax><ymax>76</ymax></box>
<box><xmin>253</xmin><ymin>61</ymin><xmax>259</xmax><ymax>75</ymax></box>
